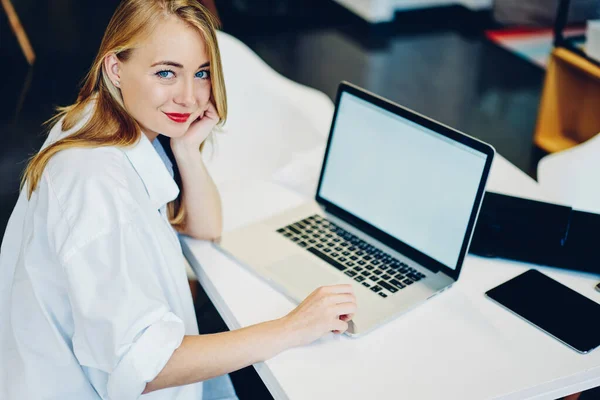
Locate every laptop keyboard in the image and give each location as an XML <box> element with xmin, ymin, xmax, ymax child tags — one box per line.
<box><xmin>276</xmin><ymin>214</ymin><xmax>427</xmax><ymax>299</ymax></box>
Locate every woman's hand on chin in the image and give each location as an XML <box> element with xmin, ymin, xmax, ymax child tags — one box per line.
<box><xmin>172</xmin><ymin>101</ymin><xmax>218</xmax><ymax>152</ymax></box>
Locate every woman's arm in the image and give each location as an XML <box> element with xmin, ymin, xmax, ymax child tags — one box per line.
<box><xmin>143</xmin><ymin>319</ymin><xmax>286</xmax><ymax>394</ymax></box>
<box><xmin>143</xmin><ymin>285</ymin><xmax>357</xmax><ymax>394</ymax></box>
<box><xmin>171</xmin><ymin>140</ymin><xmax>222</xmax><ymax>240</ymax></box>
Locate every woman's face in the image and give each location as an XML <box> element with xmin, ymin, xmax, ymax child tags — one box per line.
<box><xmin>108</xmin><ymin>16</ymin><xmax>212</xmax><ymax>141</ymax></box>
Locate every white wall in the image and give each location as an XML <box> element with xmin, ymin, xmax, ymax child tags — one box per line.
<box><xmin>333</xmin><ymin>0</ymin><xmax>493</xmax><ymax>22</ymax></box>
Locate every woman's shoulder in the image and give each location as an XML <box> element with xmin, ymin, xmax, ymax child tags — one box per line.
<box><xmin>46</xmin><ymin>145</ymin><xmax>130</xmax><ymax>189</ymax></box>
<box><xmin>43</xmin><ymin>145</ymin><xmax>142</xmax><ymax>224</ymax></box>
<box><xmin>32</xmin><ymin>145</ymin><xmax>146</xmax><ymax>263</ymax></box>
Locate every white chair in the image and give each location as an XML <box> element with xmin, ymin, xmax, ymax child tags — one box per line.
<box><xmin>204</xmin><ymin>31</ymin><xmax>334</xmax><ymax>190</ymax></box>
<box><xmin>186</xmin><ymin>31</ymin><xmax>335</xmax><ymax>279</ymax></box>
<box><xmin>537</xmin><ymin>132</ymin><xmax>600</xmax><ymax>214</ymax></box>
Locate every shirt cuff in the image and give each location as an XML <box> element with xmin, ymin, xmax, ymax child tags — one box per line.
<box><xmin>107</xmin><ymin>312</ymin><xmax>185</xmax><ymax>400</ymax></box>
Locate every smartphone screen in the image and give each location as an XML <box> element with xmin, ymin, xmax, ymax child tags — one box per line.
<box><xmin>486</xmin><ymin>269</ymin><xmax>600</xmax><ymax>353</ymax></box>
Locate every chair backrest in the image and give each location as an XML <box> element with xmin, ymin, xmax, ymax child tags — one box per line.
<box><xmin>203</xmin><ymin>31</ymin><xmax>334</xmax><ymax>187</ymax></box>
<box><xmin>537</xmin><ymin>132</ymin><xmax>600</xmax><ymax>213</ymax></box>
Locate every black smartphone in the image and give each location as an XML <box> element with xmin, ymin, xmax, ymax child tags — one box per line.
<box><xmin>486</xmin><ymin>269</ymin><xmax>600</xmax><ymax>354</ymax></box>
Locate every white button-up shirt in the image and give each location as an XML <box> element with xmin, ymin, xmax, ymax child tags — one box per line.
<box><xmin>0</xmin><ymin>111</ymin><xmax>202</xmax><ymax>399</ymax></box>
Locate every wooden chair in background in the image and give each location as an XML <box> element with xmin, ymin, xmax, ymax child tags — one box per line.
<box><xmin>1</xmin><ymin>0</ymin><xmax>35</xmax><ymax>65</ymax></box>
<box><xmin>533</xmin><ymin>0</ymin><xmax>600</xmax><ymax>154</ymax></box>
<box><xmin>534</xmin><ymin>47</ymin><xmax>600</xmax><ymax>153</ymax></box>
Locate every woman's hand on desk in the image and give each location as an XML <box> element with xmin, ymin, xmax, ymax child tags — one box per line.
<box><xmin>143</xmin><ymin>284</ymin><xmax>357</xmax><ymax>394</ymax></box>
<box><xmin>280</xmin><ymin>284</ymin><xmax>357</xmax><ymax>347</ymax></box>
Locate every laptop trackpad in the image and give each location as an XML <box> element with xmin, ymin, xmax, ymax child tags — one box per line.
<box><xmin>266</xmin><ymin>254</ymin><xmax>346</xmax><ymax>299</ymax></box>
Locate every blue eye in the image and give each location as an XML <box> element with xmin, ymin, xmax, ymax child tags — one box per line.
<box><xmin>196</xmin><ymin>70</ymin><xmax>210</xmax><ymax>79</ymax></box>
<box><xmin>156</xmin><ymin>70</ymin><xmax>174</xmax><ymax>79</ymax></box>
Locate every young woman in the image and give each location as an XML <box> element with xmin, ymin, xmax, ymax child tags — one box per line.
<box><xmin>0</xmin><ymin>1</ymin><xmax>356</xmax><ymax>399</ymax></box>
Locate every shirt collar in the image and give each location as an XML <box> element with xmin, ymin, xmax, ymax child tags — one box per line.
<box><xmin>122</xmin><ymin>133</ymin><xmax>180</xmax><ymax>211</ymax></box>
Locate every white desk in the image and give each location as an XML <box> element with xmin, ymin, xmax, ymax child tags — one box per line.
<box><xmin>181</xmin><ymin>155</ymin><xmax>600</xmax><ymax>400</ymax></box>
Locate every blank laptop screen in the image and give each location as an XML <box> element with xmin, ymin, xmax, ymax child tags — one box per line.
<box><xmin>319</xmin><ymin>92</ymin><xmax>488</xmax><ymax>270</ymax></box>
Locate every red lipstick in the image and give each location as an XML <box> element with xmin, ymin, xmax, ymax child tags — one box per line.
<box><xmin>164</xmin><ymin>112</ymin><xmax>191</xmax><ymax>123</ymax></box>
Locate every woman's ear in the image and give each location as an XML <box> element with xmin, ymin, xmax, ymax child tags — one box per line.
<box><xmin>104</xmin><ymin>53</ymin><xmax>122</xmax><ymax>89</ymax></box>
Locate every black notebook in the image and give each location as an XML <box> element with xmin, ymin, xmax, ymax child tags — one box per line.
<box><xmin>470</xmin><ymin>192</ymin><xmax>600</xmax><ymax>275</ymax></box>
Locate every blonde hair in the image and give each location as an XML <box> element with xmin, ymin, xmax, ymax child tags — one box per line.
<box><xmin>21</xmin><ymin>0</ymin><xmax>227</xmax><ymax>230</ymax></box>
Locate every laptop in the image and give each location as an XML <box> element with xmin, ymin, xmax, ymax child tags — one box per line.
<box><xmin>217</xmin><ymin>82</ymin><xmax>495</xmax><ymax>336</ymax></box>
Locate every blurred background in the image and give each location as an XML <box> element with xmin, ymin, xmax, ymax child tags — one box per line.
<box><xmin>2</xmin><ymin>1</ymin><xmax>600</xmax><ymax>399</ymax></box>
<box><xmin>4</xmin><ymin>0</ymin><xmax>600</xmax><ymax>239</ymax></box>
